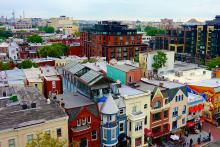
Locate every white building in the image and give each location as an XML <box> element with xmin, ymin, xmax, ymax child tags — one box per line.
<box><xmin>8</xmin><ymin>41</ymin><xmax>20</xmax><ymax>60</ymax></box>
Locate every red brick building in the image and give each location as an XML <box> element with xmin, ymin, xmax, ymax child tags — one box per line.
<box><xmin>57</xmin><ymin>93</ymin><xmax>101</xmax><ymax>147</ymax></box>
<box><xmin>68</xmin><ymin>44</ymin><xmax>83</xmax><ymax>56</ymax></box>
<box><xmin>48</xmin><ymin>38</ymin><xmax>80</xmax><ymax>45</ymax></box>
<box><xmin>80</xmin><ymin>21</ymin><xmax>148</xmax><ymax>61</ymax></box>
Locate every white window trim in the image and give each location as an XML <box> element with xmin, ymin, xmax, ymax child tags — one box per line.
<box><xmin>8</xmin><ymin>138</ymin><xmax>15</xmax><ymax>147</ymax></box>
<box><xmin>103</xmin><ymin>128</ymin><xmax>107</xmax><ymax>140</ymax></box>
<box><xmin>26</xmin><ymin>133</ymin><xmax>34</xmax><ymax>144</ymax></box>
<box><xmin>77</xmin><ymin>119</ymin><xmax>81</xmax><ymax>126</ymax></box>
<box><xmin>119</xmin><ymin>120</ymin><xmax>125</xmax><ymax>133</ymax></box>
<box><xmin>56</xmin><ymin>127</ymin><xmax>62</xmax><ymax>138</ymax></box>
<box><xmin>82</xmin><ymin>118</ymin><xmax>86</xmax><ymax>125</ymax></box>
<box><xmin>91</xmin><ymin>131</ymin><xmax>97</xmax><ymax>140</ymax></box>
<box><xmin>44</xmin><ymin>129</ymin><xmax>51</xmax><ymax>135</ymax></box>
<box><xmin>111</xmin><ymin>128</ymin><xmax>116</xmax><ymax>140</ymax></box>
<box><xmin>87</xmin><ymin>116</ymin><xmax>91</xmax><ymax>124</ymax></box>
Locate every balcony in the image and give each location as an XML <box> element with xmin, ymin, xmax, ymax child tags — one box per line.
<box><xmin>128</xmin><ymin>111</ymin><xmax>145</xmax><ymax>121</ymax></box>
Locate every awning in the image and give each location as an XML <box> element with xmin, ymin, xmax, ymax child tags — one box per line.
<box><xmin>170</xmin><ymin>135</ymin><xmax>179</xmax><ymax>141</ymax></box>
<box><xmin>144</xmin><ymin>128</ymin><xmax>152</xmax><ymax>137</ymax></box>
<box><xmin>198</xmin><ymin>104</ymin><xmax>204</xmax><ymax>111</ymax></box>
<box><xmin>194</xmin><ymin>105</ymin><xmax>199</xmax><ymax>112</ymax></box>
<box><xmin>189</xmin><ymin>107</ymin><xmax>195</xmax><ymax>113</ymax></box>
<box><xmin>186</xmin><ymin>121</ymin><xmax>195</xmax><ymax>127</ymax></box>
<box><xmin>200</xmin><ymin>117</ymin><xmax>204</xmax><ymax>123</ymax></box>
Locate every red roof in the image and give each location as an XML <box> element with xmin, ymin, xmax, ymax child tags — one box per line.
<box><xmin>186</xmin><ymin>121</ymin><xmax>195</xmax><ymax>127</ymax></box>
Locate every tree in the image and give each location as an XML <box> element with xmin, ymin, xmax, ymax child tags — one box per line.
<box><xmin>74</xmin><ymin>31</ymin><xmax>80</xmax><ymax>37</ymax></box>
<box><xmin>27</xmin><ymin>34</ymin><xmax>43</xmax><ymax>43</ymax></box>
<box><xmin>0</xmin><ymin>30</ymin><xmax>12</xmax><ymax>39</ymax></box>
<box><xmin>26</xmin><ymin>132</ymin><xmax>66</xmax><ymax>147</ymax></box>
<box><xmin>152</xmin><ymin>51</ymin><xmax>167</xmax><ymax>72</ymax></box>
<box><xmin>207</xmin><ymin>57</ymin><xmax>220</xmax><ymax>70</ymax></box>
<box><xmin>134</xmin><ymin>55</ymin><xmax>139</xmax><ymax>62</ymax></box>
<box><xmin>18</xmin><ymin>59</ymin><xmax>38</xmax><ymax>69</ymax></box>
<box><xmin>38</xmin><ymin>26</ymin><xmax>55</xmax><ymax>33</ymax></box>
<box><xmin>144</xmin><ymin>26</ymin><xmax>165</xmax><ymax>36</ymax></box>
<box><xmin>38</xmin><ymin>43</ymin><xmax>69</xmax><ymax>58</ymax></box>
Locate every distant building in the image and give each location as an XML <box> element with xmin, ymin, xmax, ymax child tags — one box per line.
<box><xmin>0</xmin><ymin>87</ymin><xmax>68</xmax><ymax>147</ymax></box>
<box><xmin>80</xmin><ymin>21</ymin><xmax>148</xmax><ymax>61</ymax></box>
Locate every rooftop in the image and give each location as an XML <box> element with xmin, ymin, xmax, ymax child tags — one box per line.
<box><xmin>118</xmin><ymin>85</ymin><xmax>145</xmax><ymax>97</ymax></box>
<box><xmin>188</xmin><ymin>78</ymin><xmax>220</xmax><ymax>88</ymax></box>
<box><xmin>57</xmin><ymin>92</ymin><xmax>95</xmax><ymax>109</ymax></box>
<box><xmin>0</xmin><ymin>87</ymin><xmax>67</xmax><ymax>131</ymax></box>
<box><xmin>40</xmin><ymin>66</ymin><xmax>59</xmax><ymax>77</ymax></box>
<box><xmin>110</xmin><ymin>64</ymin><xmax>139</xmax><ymax>72</ymax></box>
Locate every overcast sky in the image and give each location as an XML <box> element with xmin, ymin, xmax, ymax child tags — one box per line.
<box><xmin>0</xmin><ymin>0</ymin><xmax>219</xmax><ymax>21</ymax></box>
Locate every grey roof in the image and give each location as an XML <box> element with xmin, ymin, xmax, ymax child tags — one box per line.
<box><xmin>111</xmin><ymin>64</ymin><xmax>139</xmax><ymax>72</ymax></box>
<box><xmin>63</xmin><ymin>62</ymin><xmax>78</xmax><ymax>70</ymax></box>
<box><xmin>136</xmin><ymin>81</ymin><xmax>167</xmax><ymax>92</ymax></box>
<box><xmin>57</xmin><ymin>92</ymin><xmax>95</xmax><ymax>109</ymax></box>
<box><xmin>80</xmin><ymin>70</ymin><xmax>103</xmax><ymax>86</ymax></box>
<box><xmin>68</xmin><ymin>64</ymin><xmax>85</xmax><ymax>75</ymax></box>
<box><xmin>101</xmin><ymin>94</ymin><xmax>119</xmax><ymax>114</ymax></box>
<box><xmin>119</xmin><ymin>85</ymin><xmax>145</xmax><ymax>97</ymax></box>
<box><xmin>0</xmin><ymin>87</ymin><xmax>67</xmax><ymax>131</ymax></box>
<box><xmin>143</xmin><ymin>80</ymin><xmax>184</xmax><ymax>89</ymax></box>
<box><xmin>114</xmin><ymin>97</ymin><xmax>125</xmax><ymax>108</ymax></box>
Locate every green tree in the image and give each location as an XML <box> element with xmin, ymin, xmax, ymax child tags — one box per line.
<box><xmin>0</xmin><ymin>61</ymin><xmax>9</xmax><ymax>70</ymax></box>
<box><xmin>18</xmin><ymin>59</ymin><xmax>38</xmax><ymax>69</ymax></box>
<box><xmin>26</xmin><ymin>132</ymin><xmax>66</xmax><ymax>147</ymax></box>
<box><xmin>74</xmin><ymin>31</ymin><xmax>80</xmax><ymax>37</ymax></box>
<box><xmin>134</xmin><ymin>55</ymin><xmax>139</xmax><ymax>62</ymax></box>
<box><xmin>152</xmin><ymin>51</ymin><xmax>168</xmax><ymax>72</ymax></box>
<box><xmin>38</xmin><ymin>26</ymin><xmax>55</xmax><ymax>33</ymax></box>
<box><xmin>0</xmin><ymin>30</ymin><xmax>12</xmax><ymax>39</ymax></box>
<box><xmin>38</xmin><ymin>43</ymin><xmax>68</xmax><ymax>58</ymax></box>
<box><xmin>144</xmin><ymin>26</ymin><xmax>165</xmax><ymax>36</ymax></box>
<box><xmin>27</xmin><ymin>34</ymin><xmax>43</xmax><ymax>43</ymax></box>
<box><xmin>207</xmin><ymin>57</ymin><xmax>220</xmax><ymax>70</ymax></box>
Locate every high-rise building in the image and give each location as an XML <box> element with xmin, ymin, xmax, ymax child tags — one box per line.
<box><xmin>80</xmin><ymin>21</ymin><xmax>148</xmax><ymax>61</ymax></box>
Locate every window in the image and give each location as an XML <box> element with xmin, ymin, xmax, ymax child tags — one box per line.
<box><xmin>119</xmin><ymin>108</ymin><xmax>124</xmax><ymax>115</ymax></box>
<box><xmin>119</xmin><ymin>121</ymin><xmax>124</xmax><ymax>133</ymax></box>
<box><xmin>181</xmin><ymin>95</ymin><xmax>184</xmax><ymax>101</ymax></box>
<box><xmin>111</xmin><ymin>128</ymin><xmax>116</xmax><ymax>140</ymax></box>
<box><xmin>91</xmin><ymin>131</ymin><xmax>97</xmax><ymax>140</ymax></box>
<box><xmin>165</xmin><ymin>99</ymin><xmax>169</xmax><ymax>104</ymax></box>
<box><xmin>52</xmin><ymin>81</ymin><xmax>56</xmax><ymax>88</ymax></box>
<box><xmin>182</xmin><ymin>105</ymin><xmax>186</xmax><ymax>114</ymax></box>
<box><xmin>152</xmin><ymin>112</ymin><xmax>161</xmax><ymax>122</ymax></box>
<box><xmin>77</xmin><ymin>119</ymin><xmax>81</xmax><ymax>126</ymax></box>
<box><xmin>8</xmin><ymin>139</ymin><xmax>15</xmax><ymax>147</ymax></box>
<box><xmin>45</xmin><ymin>130</ymin><xmax>50</xmax><ymax>136</ymax></box>
<box><xmin>56</xmin><ymin>128</ymin><xmax>62</xmax><ymax>137</ymax></box>
<box><xmin>87</xmin><ymin>116</ymin><xmax>91</xmax><ymax>124</ymax></box>
<box><xmin>132</xmin><ymin>105</ymin><xmax>137</xmax><ymax>113</ymax></box>
<box><xmin>173</xmin><ymin>107</ymin><xmax>178</xmax><ymax>117</ymax></box>
<box><xmin>152</xmin><ymin>126</ymin><xmax>161</xmax><ymax>134</ymax></box>
<box><xmin>164</xmin><ymin>110</ymin><xmax>168</xmax><ymax>118</ymax></box>
<box><xmin>163</xmin><ymin>124</ymin><xmax>168</xmax><ymax>131</ymax></box>
<box><xmin>135</xmin><ymin>121</ymin><xmax>142</xmax><ymax>131</ymax></box>
<box><xmin>182</xmin><ymin>118</ymin><xmax>185</xmax><ymax>124</ymax></box>
<box><xmin>35</xmin><ymin>84</ymin><xmax>38</xmax><ymax>88</ymax></box>
<box><xmin>129</xmin><ymin>122</ymin><xmax>131</xmax><ymax>131</ymax></box>
<box><xmin>144</xmin><ymin>116</ymin><xmax>147</xmax><ymax>125</ymax></box>
<box><xmin>82</xmin><ymin>118</ymin><xmax>86</xmax><ymax>125</ymax></box>
<box><xmin>103</xmin><ymin>128</ymin><xmax>107</xmax><ymax>140</ymax></box>
<box><xmin>27</xmin><ymin>134</ymin><xmax>33</xmax><ymax>144</ymax></box>
<box><xmin>144</xmin><ymin>104</ymin><xmax>147</xmax><ymax>109</ymax></box>
<box><xmin>154</xmin><ymin>101</ymin><xmax>161</xmax><ymax>109</ymax></box>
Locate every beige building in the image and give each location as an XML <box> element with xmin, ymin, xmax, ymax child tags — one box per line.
<box><xmin>0</xmin><ymin>87</ymin><xmax>69</xmax><ymax>147</ymax></box>
<box><xmin>119</xmin><ymin>85</ymin><xmax>151</xmax><ymax>147</ymax></box>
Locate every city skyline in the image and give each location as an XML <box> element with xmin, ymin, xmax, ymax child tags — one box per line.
<box><xmin>0</xmin><ymin>0</ymin><xmax>220</xmax><ymax>21</ymax></box>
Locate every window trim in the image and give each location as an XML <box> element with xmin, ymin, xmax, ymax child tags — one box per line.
<box><xmin>56</xmin><ymin>128</ymin><xmax>62</xmax><ymax>138</ymax></box>
<box><xmin>91</xmin><ymin>130</ymin><xmax>97</xmax><ymax>140</ymax></box>
<box><xmin>8</xmin><ymin>138</ymin><xmax>15</xmax><ymax>147</ymax></box>
<box><xmin>77</xmin><ymin>119</ymin><xmax>81</xmax><ymax>126</ymax></box>
<box><xmin>87</xmin><ymin>116</ymin><xmax>91</xmax><ymax>124</ymax></box>
<box><xmin>26</xmin><ymin>134</ymin><xmax>34</xmax><ymax>144</ymax></box>
<box><xmin>119</xmin><ymin>120</ymin><xmax>125</xmax><ymax>133</ymax></box>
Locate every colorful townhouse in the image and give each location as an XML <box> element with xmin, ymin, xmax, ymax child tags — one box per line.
<box><xmin>136</xmin><ymin>81</ymin><xmax>170</xmax><ymax>145</ymax></box>
<box><xmin>40</xmin><ymin>66</ymin><xmax>63</xmax><ymax>98</ymax></box>
<box><xmin>118</xmin><ymin>84</ymin><xmax>151</xmax><ymax>147</ymax></box>
<box><xmin>107</xmin><ymin>64</ymin><xmax>141</xmax><ymax>85</ymax></box>
<box><xmin>187</xmin><ymin>91</ymin><xmax>205</xmax><ymax>129</ymax></box>
<box><xmin>99</xmin><ymin>94</ymin><xmax>119</xmax><ymax>147</ymax></box>
<box><xmin>62</xmin><ymin>62</ymin><xmax>113</xmax><ymax>101</ymax></box>
<box><xmin>57</xmin><ymin>92</ymin><xmax>100</xmax><ymax>147</ymax></box>
<box><xmin>188</xmin><ymin>78</ymin><xmax>220</xmax><ymax>126</ymax></box>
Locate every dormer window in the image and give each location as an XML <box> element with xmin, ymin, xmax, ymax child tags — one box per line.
<box><xmin>82</xmin><ymin>118</ymin><xmax>86</xmax><ymax>125</ymax></box>
<box><xmin>154</xmin><ymin>101</ymin><xmax>161</xmax><ymax>109</ymax></box>
<box><xmin>77</xmin><ymin>119</ymin><xmax>81</xmax><ymax>126</ymax></box>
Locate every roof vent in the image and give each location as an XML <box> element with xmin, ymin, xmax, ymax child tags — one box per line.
<box><xmin>22</xmin><ymin>104</ymin><xmax>28</xmax><ymax>110</ymax></box>
<box><xmin>31</xmin><ymin>102</ymin><xmax>36</xmax><ymax>108</ymax></box>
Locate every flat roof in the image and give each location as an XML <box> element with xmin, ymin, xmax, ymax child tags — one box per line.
<box><xmin>188</xmin><ymin>78</ymin><xmax>220</xmax><ymax>88</ymax></box>
<box><xmin>142</xmin><ymin>79</ymin><xmax>183</xmax><ymax>89</ymax></box>
<box><xmin>57</xmin><ymin>92</ymin><xmax>95</xmax><ymax>109</ymax></box>
<box><xmin>110</xmin><ymin>64</ymin><xmax>139</xmax><ymax>72</ymax></box>
<box><xmin>136</xmin><ymin>81</ymin><xmax>167</xmax><ymax>92</ymax></box>
<box><xmin>118</xmin><ymin>85</ymin><xmax>145</xmax><ymax>96</ymax></box>
<box><xmin>0</xmin><ymin>87</ymin><xmax>67</xmax><ymax>131</ymax></box>
<box><xmin>44</xmin><ymin>76</ymin><xmax>60</xmax><ymax>81</ymax></box>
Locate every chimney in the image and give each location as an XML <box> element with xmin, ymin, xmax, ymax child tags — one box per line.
<box><xmin>60</xmin><ymin>97</ymin><xmax>65</xmax><ymax>108</ymax></box>
<box><xmin>31</xmin><ymin>102</ymin><xmax>36</xmax><ymax>108</ymax></box>
<box><xmin>159</xmin><ymin>82</ymin><xmax>164</xmax><ymax>87</ymax></box>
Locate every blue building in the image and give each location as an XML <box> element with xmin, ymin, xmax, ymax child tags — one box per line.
<box><xmin>99</xmin><ymin>94</ymin><xmax>120</xmax><ymax>147</ymax></box>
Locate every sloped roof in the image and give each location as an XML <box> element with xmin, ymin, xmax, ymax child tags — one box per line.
<box><xmin>101</xmin><ymin>94</ymin><xmax>119</xmax><ymax>114</ymax></box>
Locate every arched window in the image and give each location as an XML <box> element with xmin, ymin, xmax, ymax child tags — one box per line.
<box><xmin>154</xmin><ymin>101</ymin><xmax>161</xmax><ymax>109</ymax></box>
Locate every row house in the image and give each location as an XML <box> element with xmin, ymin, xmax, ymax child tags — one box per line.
<box><xmin>188</xmin><ymin>78</ymin><xmax>220</xmax><ymax>126</ymax></box>
<box><xmin>57</xmin><ymin>93</ymin><xmax>100</xmax><ymax>147</ymax></box>
<box><xmin>62</xmin><ymin>62</ymin><xmax>113</xmax><ymax>102</ymax></box>
<box><xmin>118</xmin><ymin>85</ymin><xmax>151</xmax><ymax>147</ymax></box>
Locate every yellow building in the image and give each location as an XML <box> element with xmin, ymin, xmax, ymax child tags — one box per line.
<box><xmin>64</xmin><ymin>25</ymin><xmax>79</xmax><ymax>35</ymax></box>
<box><xmin>0</xmin><ymin>87</ymin><xmax>69</xmax><ymax>147</ymax></box>
<box><xmin>118</xmin><ymin>85</ymin><xmax>151</xmax><ymax>147</ymax></box>
<box><xmin>23</xmin><ymin>67</ymin><xmax>44</xmax><ymax>94</ymax></box>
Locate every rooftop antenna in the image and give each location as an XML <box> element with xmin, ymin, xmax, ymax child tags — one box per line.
<box><xmin>23</xmin><ymin>11</ymin><xmax>25</xmax><ymax>19</ymax></box>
